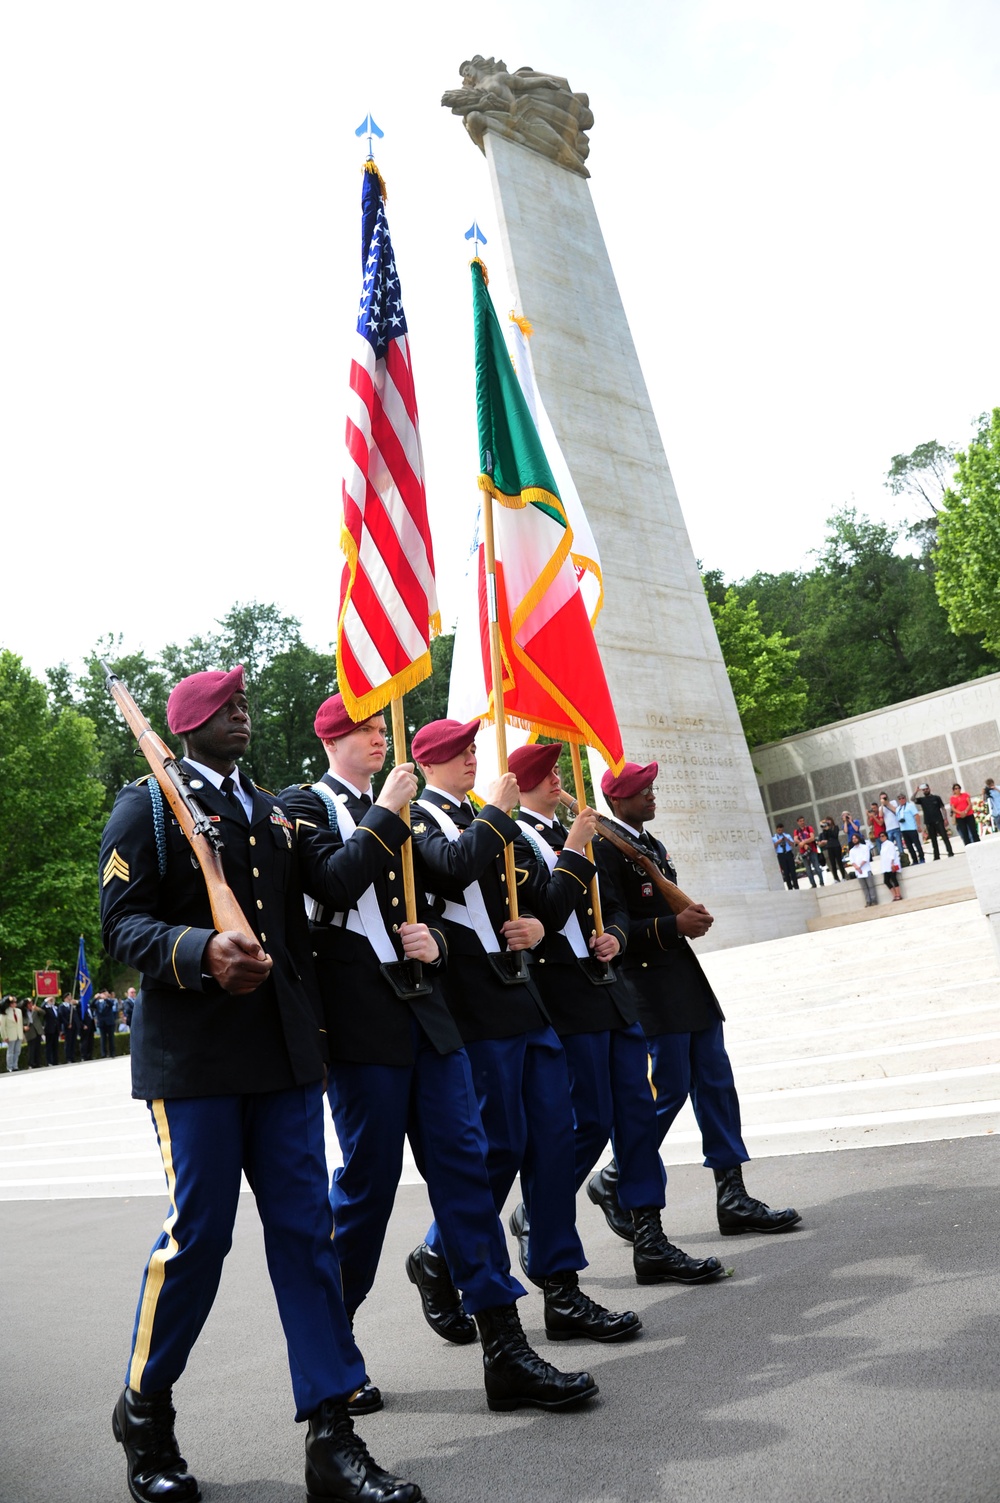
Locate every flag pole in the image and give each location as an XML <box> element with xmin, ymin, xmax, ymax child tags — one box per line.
<box><xmin>389</xmin><ymin>696</ymin><xmax>419</xmax><ymax>927</ymax></box>
<box><xmin>569</xmin><ymin>742</ymin><xmax>606</xmax><ymax>950</ymax></box>
<box><xmin>480</xmin><ymin>490</ymin><xmax>523</xmax><ymax>921</ymax></box>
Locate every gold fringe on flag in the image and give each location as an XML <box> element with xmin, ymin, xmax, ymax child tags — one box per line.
<box><xmin>470</xmin><ymin>256</ymin><xmax>489</xmax><ymax>286</ymax></box>
<box><xmin>363</xmin><ymin>158</ymin><xmax>387</xmax><ymax>202</ymax></box>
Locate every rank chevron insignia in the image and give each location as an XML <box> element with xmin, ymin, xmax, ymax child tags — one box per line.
<box><xmin>102</xmin><ymin>848</ymin><xmax>131</xmax><ymax>887</ymax></box>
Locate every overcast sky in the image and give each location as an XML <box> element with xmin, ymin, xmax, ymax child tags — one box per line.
<box><xmin>4</xmin><ymin>1</ymin><xmax>998</xmax><ymax>682</ymax></box>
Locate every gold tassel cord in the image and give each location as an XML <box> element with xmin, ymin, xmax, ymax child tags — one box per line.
<box><xmin>363</xmin><ymin>158</ymin><xmax>387</xmax><ymax>202</ymax></box>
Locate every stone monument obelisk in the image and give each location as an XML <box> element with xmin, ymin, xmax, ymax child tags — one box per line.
<box><xmin>443</xmin><ymin>58</ymin><xmax>813</xmax><ymax>946</ymax></box>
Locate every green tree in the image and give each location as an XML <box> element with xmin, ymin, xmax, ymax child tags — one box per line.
<box><xmin>77</xmin><ymin>640</ymin><xmax>172</xmax><ymax>812</ymax></box>
<box><xmin>886</xmin><ymin>438</ymin><xmax>957</xmax><ymax>551</ymax></box>
<box><xmin>0</xmin><ymin>651</ymin><xmax>105</xmax><ymax>995</ymax></box>
<box><xmin>934</xmin><ymin>408</ymin><xmax>1000</xmax><ymax>652</ymax></box>
<box><xmin>708</xmin><ymin>590</ymin><xmax>808</xmax><ymax>745</ymax></box>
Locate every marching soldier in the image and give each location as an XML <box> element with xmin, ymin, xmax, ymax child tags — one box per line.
<box><xmin>590</xmin><ymin>760</ymin><xmax>802</xmax><ymax>1241</ymax></box>
<box><xmin>407</xmin><ymin>718</ymin><xmax>641</xmax><ymax>1345</ymax></box>
<box><xmin>100</xmin><ymin>666</ymin><xmax>423</xmax><ymax>1503</ymax></box>
<box><xmin>279</xmin><ymin>695</ymin><xmax>600</xmax><ymax>1414</ymax></box>
<box><xmin>506</xmin><ymin>742</ymin><xmax>725</xmax><ymax>1284</ymax></box>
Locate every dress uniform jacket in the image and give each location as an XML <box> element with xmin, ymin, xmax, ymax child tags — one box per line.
<box><xmin>279</xmin><ymin>775</ymin><xmax>461</xmax><ymax>1067</ymax></box>
<box><xmin>594</xmin><ymin>825</ymin><xmax>724</xmax><ymax>1036</ymax></box>
<box><xmin>519</xmin><ymin>815</ymin><xmax>638</xmax><ymax>1035</ymax></box>
<box><xmin>99</xmin><ymin>766</ymin><xmax>328</xmax><ymax>1099</ymax></box>
<box><xmin>409</xmin><ymin>792</ymin><xmax>594</xmax><ymax>1042</ymax></box>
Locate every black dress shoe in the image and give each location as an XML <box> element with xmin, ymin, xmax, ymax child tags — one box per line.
<box><xmin>631</xmin><ymin>1207</ymin><xmax>726</xmax><ymax>1284</ymax></box>
<box><xmin>405</xmin><ymin>1241</ymin><xmax>477</xmax><ymax>1344</ymax></box>
<box><xmin>347</xmin><ymin>1379</ymin><xmax>384</xmax><ymax>1415</ymax></box>
<box><xmin>474</xmin><ymin>1302</ymin><xmax>599</xmax><ymax>1412</ymax></box>
<box><xmin>305</xmin><ymin>1399</ymin><xmax>422</xmax><ymax>1502</ymax></box>
<box><xmin>112</xmin><ymin>1387</ymin><xmax>201</xmax><ymax>1503</ymax></box>
<box><xmin>714</xmin><ymin>1166</ymin><xmax>802</xmax><ymax>1235</ymax></box>
<box><xmin>586</xmin><ymin>1163</ymin><xmax>635</xmax><ymax>1243</ymax></box>
<box><xmin>543</xmin><ymin>1272</ymin><xmax>642</xmax><ymax>1343</ymax></box>
<box><xmin>507</xmin><ymin>1202</ymin><xmax>543</xmax><ymax>1286</ymax></box>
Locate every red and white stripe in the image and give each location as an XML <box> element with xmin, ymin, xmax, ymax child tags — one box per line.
<box><xmin>338</xmin><ymin>330</ymin><xmax>439</xmax><ymax>716</ymax></box>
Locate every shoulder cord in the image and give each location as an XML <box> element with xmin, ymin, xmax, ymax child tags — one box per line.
<box><xmin>147</xmin><ymin>781</ymin><xmax>167</xmax><ymax>878</ymax></box>
<box><xmin>311</xmin><ymin>781</ymin><xmax>341</xmax><ymax>833</ymax></box>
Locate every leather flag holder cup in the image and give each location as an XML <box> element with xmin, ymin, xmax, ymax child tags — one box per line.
<box><xmin>486</xmin><ymin>951</ymin><xmax>531</xmax><ymax>986</ymax></box>
<box><xmin>574</xmin><ymin>956</ymin><xmax>615</xmax><ymax>987</ymax></box>
<box><xmin>379</xmin><ymin>959</ymin><xmax>434</xmax><ymax>1000</ymax></box>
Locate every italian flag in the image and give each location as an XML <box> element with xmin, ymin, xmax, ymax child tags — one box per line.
<box><xmin>459</xmin><ymin>259</ymin><xmax>624</xmax><ymax>774</ymax></box>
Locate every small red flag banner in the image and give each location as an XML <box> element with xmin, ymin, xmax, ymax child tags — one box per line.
<box><xmin>34</xmin><ymin>971</ymin><xmax>59</xmax><ymax>997</ymax></box>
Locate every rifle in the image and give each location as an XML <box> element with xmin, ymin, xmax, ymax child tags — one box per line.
<box><xmin>556</xmin><ymin>791</ymin><xmax>696</xmax><ymax>917</ymax></box>
<box><xmin>101</xmin><ymin>661</ymin><xmax>258</xmax><ymax>944</ymax></box>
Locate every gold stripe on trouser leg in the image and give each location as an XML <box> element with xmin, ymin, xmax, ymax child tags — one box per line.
<box><xmin>128</xmin><ymin>1099</ymin><xmax>180</xmax><ymax>1391</ymax></box>
<box><xmin>647</xmin><ymin>1052</ymin><xmax>658</xmax><ymax>1099</ymax></box>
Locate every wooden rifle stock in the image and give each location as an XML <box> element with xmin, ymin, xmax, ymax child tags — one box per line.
<box><xmin>101</xmin><ymin>661</ymin><xmax>258</xmax><ymax>944</ymax></box>
<box><xmin>556</xmin><ymin>792</ymin><xmax>695</xmax><ymax>916</ymax></box>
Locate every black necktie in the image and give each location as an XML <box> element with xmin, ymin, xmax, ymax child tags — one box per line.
<box><xmin>221</xmin><ymin>776</ymin><xmax>247</xmax><ymax>821</ymax></box>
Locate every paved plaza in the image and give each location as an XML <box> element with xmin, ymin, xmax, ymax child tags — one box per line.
<box><xmin>2</xmin><ymin>900</ymin><xmax>998</xmax><ymax>1502</ymax></box>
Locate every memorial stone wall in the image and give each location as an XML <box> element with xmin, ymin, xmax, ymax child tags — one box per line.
<box><xmin>755</xmin><ymin>672</ymin><xmax>1000</xmax><ymax>832</ymax></box>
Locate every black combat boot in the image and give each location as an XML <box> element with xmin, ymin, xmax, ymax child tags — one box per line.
<box><xmin>111</xmin><ymin>1387</ymin><xmax>201</xmax><ymax>1503</ymax></box>
<box><xmin>714</xmin><ymin>1166</ymin><xmax>802</xmax><ymax>1235</ymax></box>
<box><xmin>305</xmin><ymin>1399</ymin><xmax>422</xmax><ymax>1503</ymax></box>
<box><xmin>474</xmin><ymin>1302</ymin><xmax>599</xmax><ymax>1412</ymax></box>
<box><xmin>586</xmin><ymin>1161</ymin><xmax>635</xmax><ymax>1242</ymax></box>
<box><xmin>543</xmin><ymin>1271</ymin><xmax>642</xmax><ymax>1343</ymax></box>
<box><xmin>405</xmin><ymin>1241</ymin><xmax>477</xmax><ymax>1344</ymax></box>
<box><xmin>631</xmin><ymin>1207</ymin><xmax>725</xmax><ymax>1285</ymax></box>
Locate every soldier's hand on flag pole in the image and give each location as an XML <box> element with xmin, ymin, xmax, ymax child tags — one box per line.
<box><xmin>376</xmin><ymin>764</ymin><xmax>418</xmax><ymax>812</ymax></box>
<box><xmin>486</xmin><ymin>772</ymin><xmax>520</xmax><ymax>813</ymax></box>
<box><xmin>590</xmin><ymin>931</ymin><xmax>620</xmax><ymax>961</ymax></box>
<box><xmin>502</xmin><ymin>916</ymin><xmax>544</xmax><ymax>951</ymax></box>
<box><xmin>398</xmin><ymin>922</ymin><xmax>440</xmax><ymax>963</ymax></box>
<box><xmin>564</xmin><ymin>807</ymin><xmax>599</xmax><ymax>852</ymax></box>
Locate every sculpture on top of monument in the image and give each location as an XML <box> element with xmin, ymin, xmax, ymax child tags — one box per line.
<box><xmin>442</xmin><ymin>55</ymin><xmax>594</xmax><ymax>177</ymax></box>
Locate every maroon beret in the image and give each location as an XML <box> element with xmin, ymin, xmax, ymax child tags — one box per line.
<box><xmin>508</xmin><ymin>742</ymin><xmax>562</xmax><ymax>790</ymax></box>
<box><xmin>601</xmin><ymin>760</ymin><xmax>658</xmax><ymax>801</ymax></box>
<box><xmin>166</xmin><ymin>665</ymin><xmax>246</xmax><ymax>735</ymax></box>
<box><xmin>314</xmin><ymin>693</ymin><xmax>369</xmax><ymax>742</ymax></box>
<box><xmin>411</xmin><ymin>717</ymin><xmax>481</xmax><ymax>765</ymax></box>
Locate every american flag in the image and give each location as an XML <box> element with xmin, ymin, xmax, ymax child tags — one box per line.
<box><xmin>337</xmin><ymin>164</ymin><xmax>439</xmax><ymax>719</ymax></box>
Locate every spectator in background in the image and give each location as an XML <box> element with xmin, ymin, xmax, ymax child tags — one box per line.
<box><xmin>1</xmin><ymin>997</ymin><xmax>24</xmax><ymax>1075</ymax></box>
<box><xmin>867</xmin><ymin>802</ymin><xmax>885</xmax><ymax>854</ymax></box>
<box><xmin>80</xmin><ymin>1003</ymin><xmax>96</xmax><ymax>1061</ymax></box>
<box><xmin>818</xmin><ymin>817</ymin><xmax>847</xmax><ymax>881</ymax></box>
<box><xmin>96</xmin><ymin>990</ymin><xmax>117</xmax><ymax>1058</ymax></box>
<box><xmin>43</xmin><ymin>998</ymin><xmax>61</xmax><ymax>1065</ymax></box>
<box><xmin>950</xmin><ymin>784</ymin><xmax>979</xmax><ymax>845</ymax></box>
<box><xmin>121</xmin><ymin>987</ymin><xmax>136</xmax><ymax>1028</ymax></box>
<box><xmin>983</xmin><ymin>779</ymin><xmax>1000</xmax><ymax>833</ymax></box>
<box><xmin>59</xmin><ymin>993</ymin><xmax>80</xmax><ymax>1063</ymax></box>
<box><xmin>848</xmin><ymin>834</ymin><xmax>878</xmax><ymax>907</ymax></box>
<box><xmin>794</xmin><ymin>816</ymin><xmax>825</xmax><ymax>887</ymax></box>
<box><xmin>772</xmin><ymin>824</ymin><xmax>799</xmax><ymax>889</ymax></box>
<box><xmin>26</xmin><ymin>999</ymin><xmax>45</xmax><ymax>1069</ymax></box>
<box><xmin>879</xmin><ymin>793</ymin><xmax>904</xmax><ymax>859</ymax></box>
<box><xmin>915</xmin><ymin>784</ymin><xmax>954</xmax><ymax>860</ymax></box>
<box><xmin>896</xmin><ymin>792</ymin><xmax>925</xmax><ymax>865</ymax></box>
<box><xmin>879</xmin><ymin>838</ymin><xmax>903</xmax><ymax>902</ymax></box>
<box><xmin>841</xmin><ymin>811</ymin><xmax>861</xmax><ymax>844</ymax></box>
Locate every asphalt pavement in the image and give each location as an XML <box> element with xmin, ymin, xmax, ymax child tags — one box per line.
<box><xmin>3</xmin><ymin>1134</ymin><xmax>998</xmax><ymax>1503</ymax></box>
